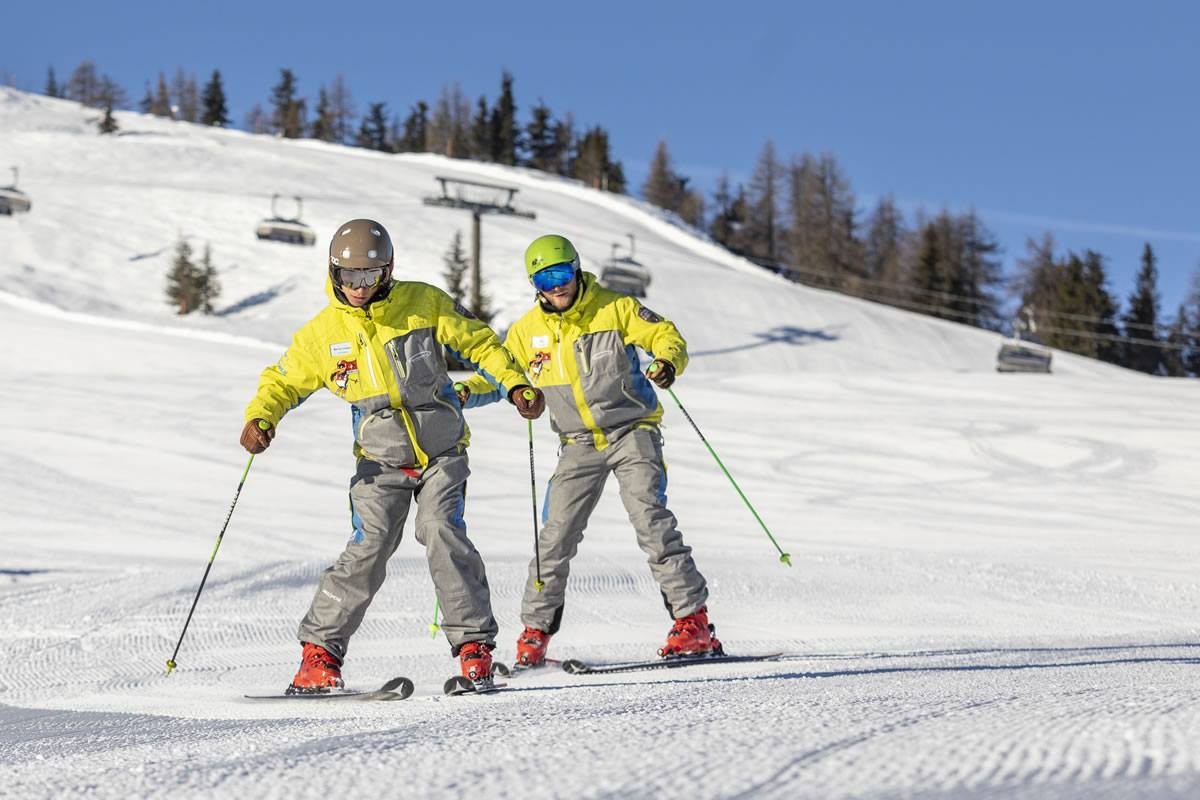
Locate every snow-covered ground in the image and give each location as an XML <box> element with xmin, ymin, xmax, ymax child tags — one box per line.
<box><xmin>3</xmin><ymin>88</ymin><xmax>1200</xmax><ymax>799</ymax></box>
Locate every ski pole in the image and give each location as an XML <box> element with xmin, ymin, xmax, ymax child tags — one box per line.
<box><xmin>523</xmin><ymin>388</ymin><xmax>545</xmax><ymax>592</ymax></box>
<box><xmin>653</xmin><ymin>373</ymin><xmax>791</xmax><ymax>566</ymax></box>
<box><xmin>429</xmin><ymin>597</ymin><xmax>441</xmax><ymax>637</ymax></box>
<box><xmin>165</xmin><ymin>422</ymin><xmax>268</xmax><ymax>675</ymax></box>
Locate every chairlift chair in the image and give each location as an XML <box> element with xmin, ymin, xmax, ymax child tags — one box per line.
<box><xmin>996</xmin><ymin>308</ymin><xmax>1052</xmax><ymax>373</ymax></box>
<box><xmin>0</xmin><ymin>167</ymin><xmax>32</xmax><ymax>216</ymax></box>
<box><xmin>255</xmin><ymin>194</ymin><xmax>316</xmax><ymax>245</ymax></box>
<box><xmin>599</xmin><ymin>233</ymin><xmax>651</xmax><ymax>297</ymax></box>
<box><xmin>996</xmin><ymin>341</ymin><xmax>1053</xmax><ymax>373</ymax></box>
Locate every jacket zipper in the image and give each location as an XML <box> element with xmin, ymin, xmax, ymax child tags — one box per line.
<box><xmin>358</xmin><ymin>333</ymin><xmax>381</xmax><ymax>390</ymax></box>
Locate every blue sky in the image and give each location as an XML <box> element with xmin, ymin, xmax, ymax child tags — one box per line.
<box><xmin>4</xmin><ymin>1</ymin><xmax>1198</xmax><ymax>315</ymax></box>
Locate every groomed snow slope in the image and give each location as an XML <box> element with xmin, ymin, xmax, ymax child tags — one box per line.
<box><xmin>3</xmin><ymin>89</ymin><xmax>1200</xmax><ymax>799</ymax></box>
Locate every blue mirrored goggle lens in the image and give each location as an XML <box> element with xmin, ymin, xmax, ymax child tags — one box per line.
<box><xmin>337</xmin><ymin>267</ymin><xmax>384</xmax><ymax>289</ymax></box>
<box><xmin>532</xmin><ymin>263</ymin><xmax>576</xmax><ymax>292</ymax></box>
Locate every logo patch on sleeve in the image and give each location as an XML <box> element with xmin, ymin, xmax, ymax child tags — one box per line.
<box><xmin>637</xmin><ymin>306</ymin><xmax>663</xmax><ymax>324</ymax></box>
<box><xmin>454</xmin><ymin>302</ymin><xmax>478</xmax><ymax>320</ymax></box>
<box><xmin>330</xmin><ymin>342</ymin><xmax>353</xmax><ymax>356</ymax></box>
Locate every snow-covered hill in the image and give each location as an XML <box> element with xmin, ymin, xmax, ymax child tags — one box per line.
<box><xmin>0</xmin><ymin>87</ymin><xmax>1121</xmax><ymax>377</ymax></box>
<box><xmin>3</xmin><ymin>88</ymin><xmax>1200</xmax><ymax>799</ymax></box>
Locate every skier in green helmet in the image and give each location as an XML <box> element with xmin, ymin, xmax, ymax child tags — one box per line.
<box><xmin>460</xmin><ymin>233</ymin><xmax>719</xmax><ymax>666</ymax></box>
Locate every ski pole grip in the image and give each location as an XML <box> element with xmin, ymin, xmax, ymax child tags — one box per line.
<box><xmin>453</xmin><ymin>382</ymin><xmax>466</xmax><ymax>393</ymax></box>
<box><xmin>257</xmin><ymin>420</ymin><xmax>272</xmax><ymax>431</ymax></box>
<box><xmin>522</xmin><ymin>389</ymin><xmax>536</xmax><ymax>401</ymax></box>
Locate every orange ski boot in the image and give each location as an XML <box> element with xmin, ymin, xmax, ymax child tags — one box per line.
<box><xmin>515</xmin><ymin>627</ymin><xmax>552</xmax><ymax>667</ymax></box>
<box><xmin>459</xmin><ymin>641</ymin><xmax>495</xmax><ymax>683</ymax></box>
<box><xmin>658</xmin><ymin>607</ymin><xmax>718</xmax><ymax>658</ymax></box>
<box><xmin>287</xmin><ymin>642</ymin><xmax>344</xmax><ymax>694</ymax></box>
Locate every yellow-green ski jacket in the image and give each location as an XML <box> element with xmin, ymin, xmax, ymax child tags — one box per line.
<box><xmin>245</xmin><ymin>278</ymin><xmax>527</xmax><ymax>468</ymax></box>
<box><xmin>463</xmin><ymin>272</ymin><xmax>688</xmax><ymax>450</ymax></box>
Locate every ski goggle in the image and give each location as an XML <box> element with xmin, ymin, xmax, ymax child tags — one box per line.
<box><xmin>336</xmin><ymin>267</ymin><xmax>385</xmax><ymax>289</ymax></box>
<box><xmin>531</xmin><ymin>263</ymin><xmax>577</xmax><ymax>292</ymax></box>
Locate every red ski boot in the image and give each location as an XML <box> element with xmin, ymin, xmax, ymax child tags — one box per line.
<box><xmin>459</xmin><ymin>641</ymin><xmax>495</xmax><ymax>683</ymax></box>
<box><xmin>658</xmin><ymin>607</ymin><xmax>722</xmax><ymax>658</ymax></box>
<box><xmin>515</xmin><ymin>626</ymin><xmax>552</xmax><ymax>667</ymax></box>
<box><xmin>288</xmin><ymin>642</ymin><xmax>344</xmax><ymax>694</ymax></box>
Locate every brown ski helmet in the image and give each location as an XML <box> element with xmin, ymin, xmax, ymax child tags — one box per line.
<box><xmin>328</xmin><ymin>218</ymin><xmax>394</xmax><ymax>272</ymax></box>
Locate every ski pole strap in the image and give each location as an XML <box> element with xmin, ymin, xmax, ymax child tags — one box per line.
<box><xmin>666</xmin><ymin>388</ymin><xmax>791</xmax><ymax>566</ymax></box>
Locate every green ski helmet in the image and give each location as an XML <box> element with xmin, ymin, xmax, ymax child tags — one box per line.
<box><xmin>524</xmin><ymin>234</ymin><xmax>580</xmax><ymax>279</ymax></box>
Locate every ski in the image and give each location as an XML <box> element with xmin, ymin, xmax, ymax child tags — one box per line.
<box><xmin>561</xmin><ymin>652</ymin><xmax>784</xmax><ymax>676</ymax></box>
<box><xmin>245</xmin><ymin>675</ymin><xmax>414</xmax><ymax>701</ymax></box>
<box><xmin>442</xmin><ymin>675</ymin><xmax>508</xmax><ymax>696</ymax></box>
<box><xmin>505</xmin><ymin>658</ymin><xmax>563</xmax><ymax>678</ymax></box>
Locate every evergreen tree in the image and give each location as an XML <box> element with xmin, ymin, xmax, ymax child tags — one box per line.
<box><xmin>641</xmin><ymin>140</ymin><xmax>679</xmax><ymax>210</ymax></box>
<box><xmin>490</xmin><ymin>70</ymin><xmax>518</xmax><ymax>165</ymax></box>
<box><xmin>150</xmin><ymin>73</ymin><xmax>172</xmax><ymax>117</ymax></box>
<box><xmin>709</xmin><ymin>173</ymin><xmax>749</xmax><ymax>253</ymax></box>
<box><xmin>45</xmin><ymin>66</ymin><xmax>59</xmax><ymax>98</ymax></box>
<box><xmin>201</xmin><ymin>70</ymin><xmax>229</xmax><ymax>127</ymax></box>
<box><xmin>784</xmin><ymin>152</ymin><xmax>862</xmax><ymax>288</ymax></box>
<box><xmin>1162</xmin><ymin>306</ymin><xmax>1190</xmax><ymax>377</ymax></box>
<box><xmin>396</xmin><ymin>101</ymin><xmax>428</xmax><ymax>152</ymax></box>
<box><xmin>552</xmin><ymin>114</ymin><xmax>575</xmax><ymax>176</ymax></box>
<box><xmin>469</xmin><ymin>96</ymin><xmax>491</xmax><ymax>160</ymax></box>
<box><xmin>1080</xmin><ymin>249</ymin><xmax>1121</xmax><ymax>363</ymax></box>
<box><xmin>744</xmin><ymin>140</ymin><xmax>782</xmax><ymax>263</ymax></box>
<box><xmin>139</xmin><ymin>82</ymin><xmax>154</xmax><ymax>114</ymax></box>
<box><xmin>165</xmin><ymin>239</ymin><xmax>220</xmax><ymax>315</ymax></box>
<box><xmin>1186</xmin><ymin>268</ymin><xmax>1200</xmax><ymax>377</ymax></box>
<box><xmin>198</xmin><ymin>244</ymin><xmax>221</xmax><ymax>313</ymax></box>
<box><xmin>908</xmin><ymin>219</ymin><xmax>947</xmax><ymax>316</ymax></box>
<box><xmin>955</xmin><ymin>210</ymin><xmax>1002</xmax><ymax>330</ymax></box>
<box><xmin>524</xmin><ymin>100</ymin><xmax>556</xmax><ymax>170</ymax></box>
<box><xmin>356</xmin><ymin>102</ymin><xmax>390</xmax><ymax>151</ymax></box>
<box><xmin>640</xmin><ymin>140</ymin><xmax>704</xmax><ymax>226</ymax></box>
<box><xmin>442</xmin><ymin>230</ymin><xmax>469</xmax><ymax>304</ymax></box>
<box><xmin>310</xmin><ymin>86</ymin><xmax>336</xmax><ymax>141</ymax></box>
<box><xmin>570</xmin><ymin>126</ymin><xmax>625</xmax><ymax>193</ymax></box>
<box><xmin>98</xmin><ymin>100</ymin><xmax>118</xmax><ymax>134</ymax></box>
<box><xmin>442</xmin><ymin>230</ymin><xmax>472</xmax><ymax>369</ymax></box>
<box><xmin>1122</xmin><ymin>243</ymin><xmax>1164</xmax><ymax>374</ymax></box>
<box><xmin>270</xmin><ymin>69</ymin><xmax>305</xmax><ymax>138</ymax></box>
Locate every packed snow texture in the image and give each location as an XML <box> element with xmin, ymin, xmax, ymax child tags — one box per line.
<box><xmin>2</xmin><ymin>88</ymin><xmax>1200</xmax><ymax>799</ymax></box>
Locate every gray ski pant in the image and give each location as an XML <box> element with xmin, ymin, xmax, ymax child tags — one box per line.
<box><xmin>522</xmin><ymin>426</ymin><xmax>708</xmax><ymax>632</ymax></box>
<box><xmin>297</xmin><ymin>450</ymin><xmax>497</xmax><ymax>660</ymax></box>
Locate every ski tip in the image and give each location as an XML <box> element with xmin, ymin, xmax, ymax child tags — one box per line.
<box><xmin>381</xmin><ymin>676</ymin><xmax>415</xmax><ymax>699</ymax></box>
<box><xmin>443</xmin><ymin>675</ymin><xmax>473</xmax><ymax>695</ymax></box>
<box><xmin>492</xmin><ymin>662</ymin><xmax>511</xmax><ymax>678</ymax></box>
<box><xmin>561</xmin><ymin>658</ymin><xmax>589</xmax><ymax>675</ymax></box>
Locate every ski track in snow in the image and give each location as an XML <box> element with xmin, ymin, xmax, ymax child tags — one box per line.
<box><xmin>4</xmin><ymin>88</ymin><xmax>1200</xmax><ymax>798</ymax></box>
